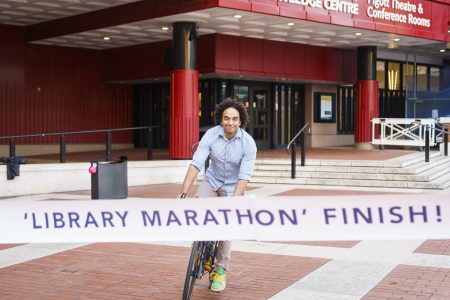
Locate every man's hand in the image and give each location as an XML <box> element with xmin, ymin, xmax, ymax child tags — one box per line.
<box><xmin>233</xmin><ymin>180</ymin><xmax>248</xmax><ymax>196</ymax></box>
<box><xmin>178</xmin><ymin>165</ymin><xmax>200</xmax><ymax>199</ymax></box>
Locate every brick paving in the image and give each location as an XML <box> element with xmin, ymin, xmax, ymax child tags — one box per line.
<box><xmin>2</xmin><ymin>147</ymin><xmax>450</xmax><ymax>300</ymax></box>
<box><xmin>0</xmin><ymin>243</ymin><xmax>329</xmax><ymax>300</ymax></box>
<box><xmin>362</xmin><ymin>265</ymin><xmax>450</xmax><ymax>300</ymax></box>
<box><xmin>24</xmin><ymin>147</ymin><xmax>415</xmax><ymax>164</ymax></box>
<box><xmin>275</xmin><ymin>240</ymin><xmax>361</xmax><ymax>248</ymax></box>
<box><xmin>0</xmin><ymin>244</ymin><xmax>22</xmax><ymax>251</ymax></box>
<box><xmin>274</xmin><ymin>189</ymin><xmax>398</xmax><ymax>196</ymax></box>
<box><xmin>414</xmin><ymin>240</ymin><xmax>450</xmax><ymax>256</ymax></box>
<box><xmin>62</xmin><ymin>184</ymin><xmax>260</xmax><ymax>199</ymax></box>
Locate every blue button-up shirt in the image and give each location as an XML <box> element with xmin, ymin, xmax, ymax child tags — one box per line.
<box><xmin>191</xmin><ymin>125</ymin><xmax>257</xmax><ymax>196</ymax></box>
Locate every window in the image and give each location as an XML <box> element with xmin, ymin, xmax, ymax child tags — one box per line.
<box><xmin>402</xmin><ymin>63</ymin><xmax>414</xmax><ymax>91</ymax></box>
<box><xmin>337</xmin><ymin>86</ymin><xmax>354</xmax><ymax>134</ymax></box>
<box><xmin>430</xmin><ymin>67</ymin><xmax>440</xmax><ymax>92</ymax></box>
<box><xmin>416</xmin><ymin>65</ymin><xmax>427</xmax><ymax>90</ymax></box>
<box><xmin>377</xmin><ymin>61</ymin><xmax>385</xmax><ymax>89</ymax></box>
<box><xmin>387</xmin><ymin>62</ymin><xmax>400</xmax><ymax>90</ymax></box>
<box><xmin>233</xmin><ymin>85</ymin><xmax>249</xmax><ymax>107</ymax></box>
<box><xmin>273</xmin><ymin>84</ymin><xmax>303</xmax><ymax>146</ymax></box>
<box><xmin>220</xmin><ymin>81</ymin><xmax>227</xmax><ymax>100</ymax></box>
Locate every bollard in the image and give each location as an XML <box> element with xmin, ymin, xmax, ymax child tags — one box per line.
<box><xmin>444</xmin><ymin>128</ymin><xmax>448</xmax><ymax>156</ymax></box>
<box><xmin>425</xmin><ymin>128</ymin><xmax>429</xmax><ymax>162</ymax></box>
<box><xmin>300</xmin><ymin>131</ymin><xmax>306</xmax><ymax>167</ymax></box>
<box><xmin>106</xmin><ymin>131</ymin><xmax>112</xmax><ymax>162</ymax></box>
<box><xmin>147</xmin><ymin>128</ymin><xmax>153</xmax><ymax>160</ymax></box>
<box><xmin>9</xmin><ymin>139</ymin><xmax>16</xmax><ymax>157</ymax></box>
<box><xmin>60</xmin><ymin>134</ymin><xmax>66</xmax><ymax>163</ymax></box>
<box><xmin>291</xmin><ymin>143</ymin><xmax>296</xmax><ymax>179</ymax></box>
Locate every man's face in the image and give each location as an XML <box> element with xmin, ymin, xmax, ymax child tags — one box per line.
<box><xmin>221</xmin><ymin>107</ymin><xmax>241</xmax><ymax>138</ymax></box>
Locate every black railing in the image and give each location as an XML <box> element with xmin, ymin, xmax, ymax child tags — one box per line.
<box><xmin>0</xmin><ymin>126</ymin><xmax>157</xmax><ymax>163</ymax></box>
<box><xmin>287</xmin><ymin>123</ymin><xmax>310</xmax><ymax>179</ymax></box>
<box><xmin>410</xmin><ymin>122</ymin><xmax>449</xmax><ymax>162</ymax></box>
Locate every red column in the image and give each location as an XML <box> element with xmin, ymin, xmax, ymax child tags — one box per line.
<box><xmin>170</xmin><ymin>70</ymin><xmax>199</xmax><ymax>159</ymax></box>
<box><xmin>355</xmin><ymin>46</ymin><xmax>378</xmax><ymax>149</ymax></box>
<box><xmin>355</xmin><ymin>80</ymin><xmax>378</xmax><ymax>147</ymax></box>
<box><xmin>169</xmin><ymin>21</ymin><xmax>198</xmax><ymax>159</ymax></box>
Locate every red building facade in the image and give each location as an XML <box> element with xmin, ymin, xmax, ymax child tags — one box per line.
<box><xmin>0</xmin><ymin>0</ymin><xmax>449</xmax><ymax>157</ymax></box>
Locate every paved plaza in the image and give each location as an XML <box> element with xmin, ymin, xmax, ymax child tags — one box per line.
<box><xmin>1</xmin><ymin>182</ymin><xmax>449</xmax><ymax>300</ymax></box>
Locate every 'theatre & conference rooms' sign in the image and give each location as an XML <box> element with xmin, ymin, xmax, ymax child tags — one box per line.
<box><xmin>279</xmin><ymin>0</ymin><xmax>431</xmax><ymax>27</ymax></box>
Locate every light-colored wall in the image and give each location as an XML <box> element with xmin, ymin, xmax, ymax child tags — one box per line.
<box><xmin>0</xmin><ymin>160</ymin><xmax>189</xmax><ymax>197</ymax></box>
<box><xmin>305</xmin><ymin>83</ymin><xmax>355</xmax><ymax>148</ymax></box>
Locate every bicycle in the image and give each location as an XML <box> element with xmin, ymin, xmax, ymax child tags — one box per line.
<box><xmin>182</xmin><ymin>240</ymin><xmax>219</xmax><ymax>300</ymax></box>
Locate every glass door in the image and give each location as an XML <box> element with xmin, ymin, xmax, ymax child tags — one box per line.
<box><xmin>249</xmin><ymin>88</ymin><xmax>270</xmax><ymax>149</ymax></box>
<box><xmin>272</xmin><ymin>84</ymin><xmax>304</xmax><ymax>148</ymax></box>
<box><xmin>232</xmin><ymin>83</ymin><xmax>270</xmax><ymax>149</ymax></box>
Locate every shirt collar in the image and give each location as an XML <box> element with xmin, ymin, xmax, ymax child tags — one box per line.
<box><xmin>219</xmin><ymin>126</ymin><xmax>242</xmax><ymax>141</ymax></box>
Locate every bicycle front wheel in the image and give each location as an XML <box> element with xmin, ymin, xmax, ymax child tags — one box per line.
<box><xmin>182</xmin><ymin>241</ymin><xmax>202</xmax><ymax>300</ymax></box>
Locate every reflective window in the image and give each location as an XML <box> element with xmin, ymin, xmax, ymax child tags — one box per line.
<box><xmin>221</xmin><ymin>81</ymin><xmax>227</xmax><ymax>100</ymax></box>
<box><xmin>338</xmin><ymin>86</ymin><xmax>354</xmax><ymax>134</ymax></box>
<box><xmin>416</xmin><ymin>65</ymin><xmax>427</xmax><ymax>90</ymax></box>
<box><xmin>402</xmin><ymin>63</ymin><xmax>414</xmax><ymax>91</ymax></box>
<box><xmin>430</xmin><ymin>67</ymin><xmax>440</xmax><ymax>92</ymax></box>
<box><xmin>388</xmin><ymin>62</ymin><xmax>400</xmax><ymax>90</ymax></box>
<box><xmin>233</xmin><ymin>85</ymin><xmax>249</xmax><ymax>108</ymax></box>
<box><xmin>377</xmin><ymin>61</ymin><xmax>385</xmax><ymax>89</ymax></box>
<box><xmin>273</xmin><ymin>84</ymin><xmax>303</xmax><ymax>146</ymax></box>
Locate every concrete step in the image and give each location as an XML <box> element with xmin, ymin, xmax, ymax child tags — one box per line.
<box><xmin>254</xmin><ymin>151</ymin><xmax>440</xmax><ymax>169</ymax></box>
<box><xmin>253</xmin><ymin>161</ymin><xmax>450</xmax><ymax>182</ymax></box>
<box><xmin>251</xmin><ymin>154</ymin><xmax>450</xmax><ymax>190</ymax></box>
<box><xmin>254</xmin><ymin>155</ymin><xmax>450</xmax><ymax>176</ymax></box>
<box><xmin>251</xmin><ymin>173</ymin><xmax>450</xmax><ymax>189</ymax></box>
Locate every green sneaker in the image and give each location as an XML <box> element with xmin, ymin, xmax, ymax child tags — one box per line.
<box><xmin>210</xmin><ymin>267</ymin><xmax>226</xmax><ymax>292</ymax></box>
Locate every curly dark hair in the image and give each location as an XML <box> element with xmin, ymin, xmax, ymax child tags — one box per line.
<box><xmin>214</xmin><ymin>97</ymin><xmax>250</xmax><ymax>128</ymax></box>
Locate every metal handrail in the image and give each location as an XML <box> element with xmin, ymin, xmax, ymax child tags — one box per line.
<box><xmin>410</xmin><ymin>121</ymin><xmax>449</xmax><ymax>161</ymax></box>
<box><xmin>0</xmin><ymin>126</ymin><xmax>155</xmax><ymax>140</ymax></box>
<box><xmin>287</xmin><ymin>123</ymin><xmax>310</xmax><ymax>179</ymax></box>
<box><xmin>287</xmin><ymin>123</ymin><xmax>310</xmax><ymax>151</ymax></box>
<box><xmin>1</xmin><ymin>126</ymin><xmax>158</xmax><ymax>163</ymax></box>
<box><xmin>411</xmin><ymin>122</ymin><xmax>450</xmax><ymax>135</ymax></box>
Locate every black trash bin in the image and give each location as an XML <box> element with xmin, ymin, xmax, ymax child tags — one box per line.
<box><xmin>90</xmin><ymin>156</ymin><xmax>128</xmax><ymax>199</ymax></box>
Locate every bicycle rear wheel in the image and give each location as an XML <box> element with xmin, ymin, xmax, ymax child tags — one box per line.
<box><xmin>182</xmin><ymin>241</ymin><xmax>203</xmax><ymax>300</ymax></box>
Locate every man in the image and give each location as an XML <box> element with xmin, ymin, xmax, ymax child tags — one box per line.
<box><xmin>177</xmin><ymin>97</ymin><xmax>257</xmax><ymax>292</ymax></box>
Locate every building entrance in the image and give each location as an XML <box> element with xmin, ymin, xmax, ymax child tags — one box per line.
<box><xmin>224</xmin><ymin>80</ymin><xmax>304</xmax><ymax>149</ymax></box>
<box><xmin>133</xmin><ymin>79</ymin><xmax>304</xmax><ymax>151</ymax></box>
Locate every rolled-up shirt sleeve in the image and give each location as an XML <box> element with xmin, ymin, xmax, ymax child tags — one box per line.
<box><xmin>237</xmin><ymin>139</ymin><xmax>257</xmax><ymax>181</ymax></box>
<box><xmin>191</xmin><ymin>130</ymin><xmax>212</xmax><ymax>171</ymax></box>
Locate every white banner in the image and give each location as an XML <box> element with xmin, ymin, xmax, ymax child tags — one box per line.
<box><xmin>0</xmin><ymin>194</ymin><xmax>448</xmax><ymax>243</ymax></box>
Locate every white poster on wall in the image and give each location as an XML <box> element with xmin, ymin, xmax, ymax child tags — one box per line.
<box><xmin>320</xmin><ymin>95</ymin><xmax>333</xmax><ymax>121</ymax></box>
